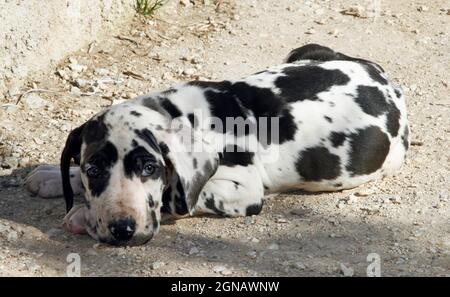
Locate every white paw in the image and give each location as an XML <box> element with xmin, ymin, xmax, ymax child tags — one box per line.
<box><xmin>25</xmin><ymin>165</ymin><xmax>82</xmax><ymax>198</ymax></box>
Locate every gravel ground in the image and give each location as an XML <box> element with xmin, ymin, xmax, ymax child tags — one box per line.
<box><xmin>0</xmin><ymin>0</ymin><xmax>449</xmax><ymax>276</ymax></box>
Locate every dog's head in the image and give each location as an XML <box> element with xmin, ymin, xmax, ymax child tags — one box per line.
<box><xmin>61</xmin><ymin>100</ymin><xmax>218</xmax><ymax>246</ymax></box>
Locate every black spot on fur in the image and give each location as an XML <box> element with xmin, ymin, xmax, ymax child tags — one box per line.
<box><xmin>190</xmin><ymin>80</ymin><xmax>297</xmax><ymax>144</ymax></box>
<box><xmin>324</xmin><ymin>116</ymin><xmax>333</xmax><ymax>123</ymax></box>
<box><xmin>364</xmin><ymin>64</ymin><xmax>388</xmax><ymax>85</ymax></box>
<box><xmin>159</xmin><ymin>142</ymin><xmax>170</xmax><ymax>156</ymax></box>
<box><xmin>187</xmin><ymin>113</ymin><xmax>198</xmax><ymax>128</ymax></box>
<box><xmin>246</xmin><ymin>203</ymin><xmax>263</xmax><ymax>216</ymax></box>
<box><xmin>394</xmin><ymin>88</ymin><xmax>402</xmax><ymax>98</ymax></box>
<box><xmin>151</xmin><ymin>210</ymin><xmax>159</xmax><ymax>230</ymax></box>
<box><xmin>219</xmin><ymin>145</ymin><xmax>254</xmax><ymax>167</ymax></box>
<box><xmin>160</xmin><ymin>98</ymin><xmax>182</xmax><ymax>118</ymax></box>
<box><xmin>295</xmin><ymin>146</ymin><xmax>341</xmax><ymax>181</ymax></box>
<box><xmin>354</xmin><ymin>86</ymin><xmax>388</xmax><ymax>117</ymax></box>
<box><xmin>192</xmin><ymin>158</ymin><xmax>198</xmax><ymax>169</ymax></box>
<box><xmin>330</xmin><ymin>132</ymin><xmax>346</xmax><ymax>147</ymax></box>
<box><xmin>346</xmin><ymin>126</ymin><xmax>390</xmax><ymax>176</ymax></box>
<box><xmin>130</xmin><ymin>111</ymin><xmax>142</xmax><ymax>117</ymax></box>
<box><xmin>83</xmin><ymin>114</ymin><xmax>108</xmax><ymax>145</ymax></box>
<box><xmin>148</xmin><ymin>194</ymin><xmax>155</xmax><ymax>208</ymax></box>
<box><xmin>123</xmin><ymin>146</ymin><xmax>161</xmax><ymax>180</ymax></box>
<box><xmin>204</xmin><ymin>194</ymin><xmax>226</xmax><ymax>216</ymax></box>
<box><xmin>334</xmin><ymin>183</ymin><xmax>343</xmax><ymax>187</ymax></box>
<box><xmin>386</xmin><ymin>101</ymin><xmax>401</xmax><ymax>137</ymax></box>
<box><xmin>355</xmin><ymin>86</ymin><xmax>400</xmax><ymax>137</ymax></box>
<box><xmin>134</xmin><ymin>129</ymin><xmax>161</xmax><ymax>153</ymax></box>
<box><xmin>276</xmin><ymin>66</ymin><xmax>350</xmax><ymax>102</ymax></box>
<box><xmin>84</xmin><ymin>141</ymin><xmax>118</xmax><ymax>197</ymax></box>
<box><xmin>232</xmin><ymin>181</ymin><xmax>239</xmax><ymax>189</ymax></box>
<box><xmin>402</xmin><ymin>125</ymin><xmax>410</xmax><ymax>151</ymax></box>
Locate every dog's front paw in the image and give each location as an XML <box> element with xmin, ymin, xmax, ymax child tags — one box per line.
<box><xmin>25</xmin><ymin>165</ymin><xmax>81</xmax><ymax>198</ymax></box>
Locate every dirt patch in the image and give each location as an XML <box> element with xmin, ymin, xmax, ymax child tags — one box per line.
<box><xmin>0</xmin><ymin>0</ymin><xmax>449</xmax><ymax>276</ymax></box>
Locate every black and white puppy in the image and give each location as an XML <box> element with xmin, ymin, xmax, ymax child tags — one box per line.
<box><xmin>26</xmin><ymin>44</ymin><xmax>409</xmax><ymax>246</ymax></box>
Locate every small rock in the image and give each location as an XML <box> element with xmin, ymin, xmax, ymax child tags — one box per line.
<box><xmin>305</xmin><ymin>28</ymin><xmax>316</xmax><ymax>34</ymax></box>
<box><xmin>151</xmin><ymin>261</ymin><xmax>165</xmax><ymax>270</ymax></box>
<box><xmin>221</xmin><ymin>268</ymin><xmax>232</xmax><ymax>276</ymax></box>
<box><xmin>276</xmin><ymin>218</ymin><xmax>288</xmax><ymax>224</ymax></box>
<box><xmin>45</xmin><ymin>228</ymin><xmax>63</xmax><ymax>239</ymax></box>
<box><xmin>340</xmin><ymin>263</ymin><xmax>354</xmax><ymax>277</ymax></box>
<box><xmin>22</xmin><ymin>93</ymin><xmax>52</xmax><ymax>109</ymax></box>
<box><xmin>341</xmin><ymin>4</ymin><xmax>368</xmax><ymax>18</ymax></box>
<box><xmin>94</xmin><ymin>68</ymin><xmax>109</xmax><ymax>76</ymax></box>
<box><xmin>294</xmin><ymin>261</ymin><xmax>306</xmax><ymax>270</ymax></box>
<box><xmin>179</xmin><ymin>0</ymin><xmax>191</xmax><ymax>7</ymax></box>
<box><xmin>70</xmin><ymin>86</ymin><xmax>81</xmax><ymax>95</ymax></box>
<box><xmin>345</xmin><ymin>194</ymin><xmax>359</xmax><ymax>204</ymax></box>
<box><xmin>267</xmin><ymin>243</ymin><xmax>279</xmax><ymax>250</ymax></box>
<box><xmin>86</xmin><ymin>249</ymin><xmax>98</xmax><ymax>256</ymax></box>
<box><xmin>417</xmin><ymin>5</ymin><xmax>429</xmax><ymax>12</ymax></box>
<box><xmin>243</xmin><ymin>217</ymin><xmax>254</xmax><ymax>225</ymax></box>
<box><xmin>7</xmin><ymin>230</ymin><xmax>18</xmax><ymax>242</ymax></box>
<box><xmin>162</xmin><ymin>72</ymin><xmax>172</xmax><ymax>80</ymax></box>
<box><xmin>73</xmin><ymin>78</ymin><xmax>88</xmax><ymax>88</ymax></box>
<box><xmin>355</xmin><ymin>188</ymin><xmax>374</xmax><ymax>197</ymax></box>
<box><xmin>290</xmin><ymin>208</ymin><xmax>309</xmax><ymax>216</ymax></box>
<box><xmin>183</xmin><ymin>68</ymin><xmax>196</xmax><ymax>76</ymax></box>
<box><xmin>250</xmin><ymin>237</ymin><xmax>260</xmax><ymax>243</ymax></box>
<box><xmin>213</xmin><ymin>265</ymin><xmax>226</xmax><ymax>273</ymax></box>
<box><xmin>189</xmin><ymin>246</ymin><xmax>199</xmax><ymax>255</ymax></box>
<box><xmin>246</xmin><ymin>251</ymin><xmax>257</xmax><ymax>259</ymax></box>
<box><xmin>1</xmin><ymin>104</ymin><xmax>17</xmax><ymax>113</ymax></box>
<box><xmin>1</xmin><ymin>156</ymin><xmax>19</xmax><ymax>169</ymax></box>
<box><xmin>388</xmin><ymin>195</ymin><xmax>401</xmax><ymax>204</ymax></box>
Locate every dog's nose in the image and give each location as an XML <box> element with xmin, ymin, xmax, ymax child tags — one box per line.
<box><xmin>108</xmin><ymin>218</ymin><xmax>136</xmax><ymax>242</ymax></box>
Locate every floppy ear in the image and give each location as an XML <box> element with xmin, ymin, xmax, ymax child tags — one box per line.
<box><xmin>157</xmin><ymin>118</ymin><xmax>219</xmax><ymax>216</ymax></box>
<box><xmin>60</xmin><ymin>124</ymin><xmax>85</xmax><ymax>213</ymax></box>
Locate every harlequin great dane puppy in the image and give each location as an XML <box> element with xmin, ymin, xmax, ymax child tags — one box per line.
<box><xmin>26</xmin><ymin>44</ymin><xmax>409</xmax><ymax>246</ymax></box>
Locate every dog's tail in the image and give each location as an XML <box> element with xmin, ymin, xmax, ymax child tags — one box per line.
<box><xmin>284</xmin><ymin>43</ymin><xmax>385</xmax><ymax>72</ymax></box>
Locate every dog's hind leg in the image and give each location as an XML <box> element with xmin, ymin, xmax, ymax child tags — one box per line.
<box><xmin>193</xmin><ymin>165</ymin><xmax>265</xmax><ymax>217</ymax></box>
<box><xmin>25</xmin><ymin>165</ymin><xmax>83</xmax><ymax>198</ymax></box>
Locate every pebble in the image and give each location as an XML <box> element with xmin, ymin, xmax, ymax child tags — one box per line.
<box><xmin>70</xmin><ymin>86</ymin><xmax>81</xmax><ymax>95</ymax></box>
<box><xmin>45</xmin><ymin>228</ymin><xmax>63</xmax><ymax>239</ymax></box>
<box><xmin>345</xmin><ymin>194</ymin><xmax>359</xmax><ymax>204</ymax></box>
<box><xmin>1</xmin><ymin>104</ymin><xmax>17</xmax><ymax>113</ymax></box>
<box><xmin>276</xmin><ymin>218</ymin><xmax>288</xmax><ymax>223</ymax></box>
<box><xmin>183</xmin><ymin>68</ymin><xmax>196</xmax><ymax>76</ymax></box>
<box><xmin>151</xmin><ymin>261</ymin><xmax>165</xmax><ymax>270</ymax></box>
<box><xmin>22</xmin><ymin>93</ymin><xmax>52</xmax><ymax>109</ymax></box>
<box><xmin>213</xmin><ymin>265</ymin><xmax>226</xmax><ymax>273</ymax></box>
<box><xmin>246</xmin><ymin>251</ymin><xmax>257</xmax><ymax>259</ymax></box>
<box><xmin>1</xmin><ymin>156</ymin><xmax>19</xmax><ymax>169</ymax></box>
<box><xmin>94</xmin><ymin>68</ymin><xmax>109</xmax><ymax>76</ymax></box>
<box><xmin>340</xmin><ymin>263</ymin><xmax>354</xmax><ymax>277</ymax></box>
<box><xmin>7</xmin><ymin>230</ymin><xmax>19</xmax><ymax>242</ymax></box>
<box><xmin>355</xmin><ymin>188</ymin><xmax>374</xmax><ymax>197</ymax></box>
<box><xmin>293</xmin><ymin>261</ymin><xmax>306</xmax><ymax>270</ymax></box>
<box><xmin>189</xmin><ymin>246</ymin><xmax>199</xmax><ymax>255</ymax></box>
<box><xmin>73</xmin><ymin>78</ymin><xmax>88</xmax><ymax>88</ymax></box>
<box><xmin>417</xmin><ymin>5</ymin><xmax>429</xmax><ymax>12</ymax></box>
<box><xmin>388</xmin><ymin>195</ymin><xmax>401</xmax><ymax>204</ymax></box>
<box><xmin>267</xmin><ymin>243</ymin><xmax>279</xmax><ymax>250</ymax></box>
<box><xmin>290</xmin><ymin>208</ymin><xmax>309</xmax><ymax>216</ymax></box>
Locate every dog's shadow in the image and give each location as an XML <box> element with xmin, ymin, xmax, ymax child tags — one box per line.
<box><xmin>0</xmin><ymin>166</ymin><xmax>440</xmax><ymax>276</ymax></box>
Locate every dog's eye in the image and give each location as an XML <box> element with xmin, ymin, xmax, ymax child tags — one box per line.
<box><xmin>86</xmin><ymin>165</ymin><xmax>101</xmax><ymax>178</ymax></box>
<box><xmin>142</xmin><ymin>162</ymin><xmax>155</xmax><ymax>176</ymax></box>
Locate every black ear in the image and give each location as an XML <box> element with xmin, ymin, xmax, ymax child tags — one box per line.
<box><xmin>60</xmin><ymin>124</ymin><xmax>85</xmax><ymax>213</ymax></box>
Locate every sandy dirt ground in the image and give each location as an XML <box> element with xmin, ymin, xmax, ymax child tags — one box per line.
<box><xmin>0</xmin><ymin>0</ymin><xmax>449</xmax><ymax>276</ymax></box>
